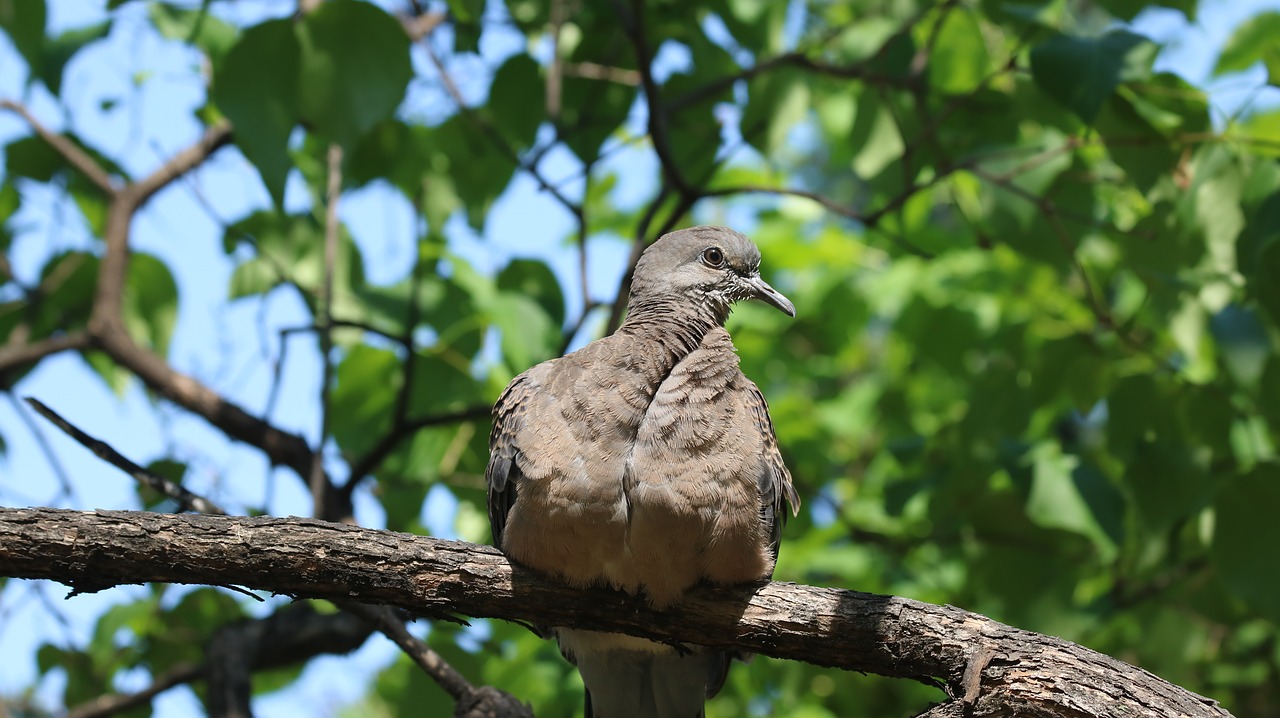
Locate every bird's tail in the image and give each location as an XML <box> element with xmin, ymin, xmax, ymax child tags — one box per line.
<box><xmin>576</xmin><ymin>649</ymin><xmax>729</xmax><ymax>718</ymax></box>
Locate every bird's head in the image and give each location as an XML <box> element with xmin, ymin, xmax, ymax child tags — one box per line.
<box><xmin>629</xmin><ymin>226</ymin><xmax>795</xmax><ymax>324</ymax></box>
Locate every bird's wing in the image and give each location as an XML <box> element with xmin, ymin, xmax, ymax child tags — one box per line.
<box><xmin>486</xmin><ymin>371</ymin><xmax>535</xmax><ymax>550</ymax></box>
<box><xmin>745</xmin><ymin>380</ymin><xmax>799</xmax><ymax>561</ymax></box>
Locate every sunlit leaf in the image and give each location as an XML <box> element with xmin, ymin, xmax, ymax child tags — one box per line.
<box><xmin>296</xmin><ymin>0</ymin><xmax>412</xmax><ymax>149</ymax></box>
<box><xmin>1214</xmin><ymin>11</ymin><xmax>1280</xmax><ymax>86</ymax></box>
<box><xmin>213</xmin><ymin>19</ymin><xmax>300</xmax><ymax>207</ymax></box>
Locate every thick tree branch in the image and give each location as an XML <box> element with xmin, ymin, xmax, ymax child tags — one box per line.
<box><xmin>88</xmin><ymin>325</ymin><xmax>320</xmax><ymax>484</ymax></box>
<box><xmin>0</xmin><ymin>508</ymin><xmax>1233</xmax><ymax>718</ymax></box>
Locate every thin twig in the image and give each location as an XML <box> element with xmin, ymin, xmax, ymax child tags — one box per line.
<box><xmin>23</xmin><ymin>397</ymin><xmax>227</xmax><ymax>515</ymax></box>
<box><xmin>0</xmin><ymin>331</ymin><xmax>91</xmax><ymax>376</ymax></box>
<box><xmin>312</xmin><ymin>143</ymin><xmax>343</xmax><ymax>520</ymax></box>
<box><xmin>128</xmin><ymin>121</ymin><xmax>232</xmax><ymax>210</ymax></box>
<box><xmin>7</xmin><ymin>393</ymin><xmax>76</xmax><ymax>504</ymax></box>
<box><xmin>65</xmin><ymin>664</ymin><xmax>203</xmax><ymax>718</ymax></box>
<box><xmin>610</xmin><ymin>0</ymin><xmax>692</xmax><ymax>195</ymax></box>
<box><xmin>341</xmin><ymin>404</ymin><xmax>492</xmax><ymax>498</ymax></box>
<box><xmin>343</xmin><ymin>604</ymin><xmax>473</xmax><ymax>699</ymax></box>
<box><xmin>0</xmin><ymin>99</ymin><xmax>119</xmax><ymax>195</ymax></box>
<box><xmin>547</xmin><ymin>0</ymin><xmax>566</xmax><ymax>120</ymax></box>
<box><xmin>421</xmin><ymin>39</ymin><xmax>584</xmax><ymax>219</ymax></box>
<box><xmin>563</xmin><ymin>62</ymin><xmax>641</xmax><ymax>85</ymax></box>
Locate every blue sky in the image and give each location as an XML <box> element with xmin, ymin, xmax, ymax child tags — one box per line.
<box><xmin>0</xmin><ymin>0</ymin><xmax>1277</xmax><ymax>715</ymax></box>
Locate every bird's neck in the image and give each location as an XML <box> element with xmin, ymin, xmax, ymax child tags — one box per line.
<box><xmin>617</xmin><ymin>297</ymin><xmax>726</xmax><ymax>360</ymax></box>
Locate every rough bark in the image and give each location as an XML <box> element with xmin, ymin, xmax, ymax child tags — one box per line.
<box><xmin>0</xmin><ymin>507</ymin><xmax>1231</xmax><ymax>718</ymax></box>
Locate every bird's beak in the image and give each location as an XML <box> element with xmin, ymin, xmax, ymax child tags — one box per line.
<box><xmin>746</xmin><ymin>274</ymin><xmax>796</xmax><ymax>317</ymax></box>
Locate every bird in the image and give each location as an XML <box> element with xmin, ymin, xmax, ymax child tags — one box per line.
<box><xmin>486</xmin><ymin>225</ymin><xmax>800</xmax><ymax>718</ymax></box>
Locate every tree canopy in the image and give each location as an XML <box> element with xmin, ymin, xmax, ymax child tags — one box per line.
<box><xmin>1</xmin><ymin>0</ymin><xmax>1279</xmax><ymax>716</ymax></box>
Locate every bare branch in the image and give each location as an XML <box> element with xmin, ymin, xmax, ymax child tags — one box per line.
<box><xmin>0</xmin><ymin>508</ymin><xmax>1235</xmax><ymax>718</ymax></box>
<box><xmin>610</xmin><ymin>0</ymin><xmax>692</xmax><ymax>196</ymax></box>
<box><xmin>311</xmin><ymin>144</ymin><xmax>344</xmax><ymax>520</ymax></box>
<box><xmin>128</xmin><ymin>121</ymin><xmax>233</xmax><ymax>211</ymax></box>
<box><xmin>400</xmin><ymin>10</ymin><xmax>446</xmax><ymax>41</ymax></box>
<box><xmin>563</xmin><ymin>62</ymin><xmax>641</xmax><ymax>86</ymax></box>
<box><xmin>341</xmin><ymin>404</ymin><xmax>492</xmax><ymax>499</ymax></box>
<box><xmin>23</xmin><ymin>397</ymin><xmax>227</xmax><ymax>515</ymax></box>
<box><xmin>421</xmin><ymin>39</ymin><xmax>584</xmax><ymax>220</ymax></box>
<box><xmin>342</xmin><ymin>603</ymin><xmax>531</xmax><ymax>717</ymax></box>
<box><xmin>0</xmin><ymin>99</ymin><xmax>118</xmax><ymax>195</ymax></box>
<box><xmin>90</xmin><ymin>323</ymin><xmax>321</xmax><ymax>487</ymax></box>
<box><xmin>65</xmin><ymin>663</ymin><xmax>203</xmax><ymax>718</ymax></box>
<box><xmin>547</xmin><ymin>0</ymin><xmax>567</xmax><ymax>120</ymax></box>
<box><xmin>0</xmin><ymin>331</ymin><xmax>91</xmax><ymax>376</ymax></box>
<box><xmin>6</xmin><ymin>393</ymin><xmax>75</xmax><ymax>504</ymax></box>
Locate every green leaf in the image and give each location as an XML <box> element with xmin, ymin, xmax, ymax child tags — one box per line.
<box><xmin>716</xmin><ymin>0</ymin><xmax>787</xmax><ymax>52</ymax></box>
<box><xmin>331</xmin><ymin>345</ymin><xmax>398</xmax><ymax>457</ymax></box>
<box><xmin>39</xmin><ymin>20</ymin><xmax>111</xmax><ymax>97</ymax></box>
<box><xmin>1094</xmin><ymin>93</ymin><xmax>1178</xmax><ymax>193</ymax></box>
<box><xmin>1128</xmin><ymin>439</ymin><xmax>1212</xmax><ymax>534</ymax></box>
<box><xmin>1214</xmin><ymin>11</ymin><xmax>1280</xmax><ymax>86</ymax></box>
<box><xmin>1209</xmin><ymin>304</ymin><xmax>1271</xmax><ymax>387</ymax></box>
<box><xmin>4</xmin><ymin>135</ymin><xmax>64</xmax><ymax>182</ymax></box>
<box><xmin>347</xmin><ymin>119</ymin><xmax>429</xmax><ymax>198</ymax></box>
<box><xmin>1029</xmin><ymin>30</ymin><xmax>1157</xmax><ymax>123</ymax></box>
<box><xmin>492</xmin><ymin>293</ymin><xmax>559</xmax><ymax>371</ymax></box>
<box><xmin>558</xmin><ymin>77</ymin><xmax>637</xmax><ymax>164</ymax></box>
<box><xmin>487</xmin><ymin>53</ymin><xmax>544</xmax><ymax>151</ymax></box>
<box><xmin>137</xmin><ymin>459</ymin><xmax>187</xmax><ymax>510</ymax></box>
<box><xmin>497</xmin><ymin>259</ymin><xmax>565</xmax><ymax>326</ymax></box>
<box><xmin>123</xmin><ymin>253</ymin><xmax>179</xmax><ymax>357</ymax></box>
<box><xmin>742</xmin><ymin>67</ymin><xmax>810</xmax><ymax>157</ymax></box>
<box><xmin>1025</xmin><ymin>444</ymin><xmax>1117</xmax><ymax>558</ymax></box>
<box><xmin>0</xmin><ymin>0</ymin><xmax>46</xmax><ymax>76</ymax></box>
<box><xmin>296</xmin><ymin>0</ymin><xmax>412</xmax><ymax>148</ymax></box>
<box><xmin>224</xmin><ymin>211</ymin><xmax>365</xmax><ymax>307</ymax></box>
<box><xmin>32</xmin><ymin>251</ymin><xmax>98</xmax><ymax>339</ymax></box>
<box><xmin>1255</xmin><ymin>239</ymin><xmax>1280</xmax><ymax>326</ymax></box>
<box><xmin>664</xmin><ymin>72</ymin><xmax>722</xmax><ymax>184</ymax></box>
<box><xmin>213</xmin><ymin>19</ymin><xmax>300</xmax><ymax>207</ymax></box>
<box><xmin>447</xmin><ymin>0</ymin><xmax>484</xmax><ymax>52</ymax></box>
<box><xmin>409</xmin><ymin>352</ymin><xmax>485</xmax><ymax>415</ymax></box>
<box><xmin>1096</xmin><ymin>0</ymin><xmax>1196</xmax><ymax>22</ymax></box>
<box><xmin>848</xmin><ymin>91</ymin><xmax>903</xmax><ymax>179</ymax></box>
<box><xmin>434</xmin><ymin>116</ymin><xmax>513</xmax><ymax>230</ymax></box>
<box><xmin>1213</xmin><ymin>464</ymin><xmax>1280</xmax><ymax>622</ymax></box>
<box><xmin>148</xmin><ymin>1</ymin><xmax>238</xmax><ymax>64</ymax></box>
<box><xmin>927</xmin><ymin>8</ymin><xmax>989</xmax><ymax>95</ymax></box>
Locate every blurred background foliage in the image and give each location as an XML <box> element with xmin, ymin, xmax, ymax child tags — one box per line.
<box><xmin>1</xmin><ymin>0</ymin><xmax>1280</xmax><ymax>716</ymax></box>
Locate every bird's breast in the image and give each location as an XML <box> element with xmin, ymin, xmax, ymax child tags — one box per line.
<box><xmin>502</xmin><ymin>332</ymin><xmax>772</xmax><ymax>608</ymax></box>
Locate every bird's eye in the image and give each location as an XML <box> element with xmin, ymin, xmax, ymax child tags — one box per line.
<box><xmin>701</xmin><ymin>247</ymin><xmax>725</xmax><ymax>268</ymax></box>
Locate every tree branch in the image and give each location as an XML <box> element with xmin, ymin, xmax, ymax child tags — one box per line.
<box><xmin>89</xmin><ymin>324</ymin><xmax>320</xmax><ymax>487</ymax></box>
<box><xmin>0</xmin><ymin>508</ymin><xmax>1234</xmax><ymax>718</ymax></box>
<box><xmin>311</xmin><ymin>143</ymin><xmax>343</xmax><ymax>521</ymax></box>
<box><xmin>65</xmin><ymin>663</ymin><xmax>203</xmax><ymax>718</ymax></box>
<box><xmin>342</xmin><ymin>603</ymin><xmax>533</xmax><ymax>718</ymax></box>
<box><xmin>0</xmin><ymin>99</ymin><xmax>119</xmax><ymax>195</ymax></box>
<box><xmin>23</xmin><ymin>397</ymin><xmax>227</xmax><ymax>515</ymax></box>
<box><xmin>0</xmin><ymin>331</ymin><xmax>91</xmax><ymax>378</ymax></box>
<box><xmin>127</xmin><ymin>121</ymin><xmax>233</xmax><ymax>210</ymax></box>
